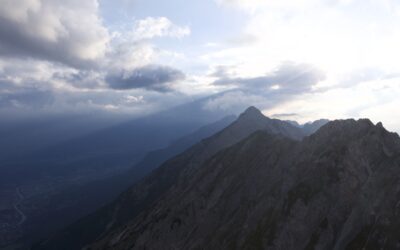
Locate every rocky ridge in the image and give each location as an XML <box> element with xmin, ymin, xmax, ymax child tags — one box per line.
<box><xmin>91</xmin><ymin>118</ymin><xmax>400</xmax><ymax>250</ymax></box>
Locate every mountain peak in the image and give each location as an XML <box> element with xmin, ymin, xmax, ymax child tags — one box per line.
<box><xmin>244</xmin><ymin>106</ymin><xmax>261</xmax><ymax>113</ymax></box>
<box><xmin>239</xmin><ymin>106</ymin><xmax>265</xmax><ymax>120</ymax></box>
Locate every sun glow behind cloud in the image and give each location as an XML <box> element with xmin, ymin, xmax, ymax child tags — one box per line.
<box><xmin>206</xmin><ymin>0</ymin><xmax>400</xmax><ymax>130</ymax></box>
<box><xmin>213</xmin><ymin>0</ymin><xmax>400</xmax><ymax>78</ymax></box>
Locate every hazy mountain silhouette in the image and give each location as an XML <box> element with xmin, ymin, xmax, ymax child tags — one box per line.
<box><xmin>302</xmin><ymin>119</ymin><xmax>330</xmax><ymax>135</ymax></box>
<box><xmin>0</xmin><ymin>113</ymin><xmax>124</xmax><ymax>162</ymax></box>
<box><xmin>0</xmin><ymin>97</ymin><xmax>233</xmax><ymax>186</ymax></box>
<box><xmin>11</xmin><ymin>115</ymin><xmax>234</xmax><ymax>248</ymax></box>
<box><xmin>285</xmin><ymin>118</ymin><xmax>330</xmax><ymax>135</ymax></box>
<box><xmin>0</xmin><ymin>97</ymin><xmax>236</xmax><ymax>248</ymax></box>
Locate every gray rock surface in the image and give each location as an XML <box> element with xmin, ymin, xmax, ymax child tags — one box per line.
<box><xmin>91</xmin><ymin>118</ymin><xmax>400</xmax><ymax>250</ymax></box>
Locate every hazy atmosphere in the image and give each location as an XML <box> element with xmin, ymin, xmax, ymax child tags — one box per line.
<box><xmin>2</xmin><ymin>1</ymin><xmax>400</xmax><ymax>250</ymax></box>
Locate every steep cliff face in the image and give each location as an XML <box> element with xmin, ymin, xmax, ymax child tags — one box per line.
<box><xmin>34</xmin><ymin>107</ymin><xmax>305</xmax><ymax>250</ymax></box>
<box><xmin>91</xmin><ymin>119</ymin><xmax>400</xmax><ymax>250</ymax></box>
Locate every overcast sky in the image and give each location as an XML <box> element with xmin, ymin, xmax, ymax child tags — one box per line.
<box><xmin>1</xmin><ymin>0</ymin><xmax>400</xmax><ymax>131</ymax></box>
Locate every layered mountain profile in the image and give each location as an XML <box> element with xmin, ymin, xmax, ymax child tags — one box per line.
<box><xmin>0</xmin><ymin>115</ymin><xmax>236</xmax><ymax>249</ymax></box>
<box><xmin>34</xmin><ymin>107</ymin><xmax>308</xmax><ymax>250</ymax></box>
<box><xmin>0</xmin><ymin>96</ymin><xmax>231</xmax><ymax>187</ymax></box>
<box><xmin>286</xmin><ymin>119</ymin><xmax>330</xmax><ymax>135</ymax></box>
<box><xmin>0</xmin><ymin>99</ymin><xmax>235</xmax><ymax>248</ymax></box>
<box><xmin>302</xmin><ymin>119</ymin><xmax>330</xmax><ymax>135</ymax></box>
<box><xmin>119</xmin><ymin>115</ymin><xmax>237</xmax><ymax>187</ymax></box>
<box><xmin>89</xmin><ymin>118</ymin><xmax>400</xmax><ymax>250</ymax></box>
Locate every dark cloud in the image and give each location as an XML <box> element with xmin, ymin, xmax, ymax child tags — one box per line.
<box><xmin>0</xmin><ymin>0</ymin><xmax>109</xmax><ymax>68</ymax></box>
<box><xmin>0</xmin><ymin>2</ymin><xmax>192</xmax><ymax>115</ymax></box>
<box><xmin>106</xmin><ymin>65</ymin><xmax>185</xmax><ymax>92</ymax></box>
<box><xmin>52</xmin><ymin>70</ymin><xmax>104</xmax><ymax>89</ymax></box>
<box><xmin>214</xmin><ymin>62</ymin><xmax>325</xmax><ymax>94</ymax></box>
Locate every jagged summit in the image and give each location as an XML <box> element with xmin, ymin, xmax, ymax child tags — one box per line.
<box><xmin>304</xmin><ymin>118</ymin><xmax>400</xmax><ymax>157</ymax></box>
<box><xmin>238</xmin><ymin>106</ymin><xmax>266</xmax><ymax>120</ymax></box>
<box><xmin>312</xmin><ymin>118</ymin><xmax>377</xmax><ymax>138</ymax></box>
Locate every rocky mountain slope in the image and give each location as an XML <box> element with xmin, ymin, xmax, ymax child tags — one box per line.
<box><xmin>33</xmin><ymin>107</ymin><xmax>307</xmax><ymax>250</ymax></box>
<box><xmin>90</xmin><ymin>118</ymin><xmax>400</xmax><ymax>250</ymax></box>
<box><xmin>119</xmin><ymin>115</ymin><xmax>237</xmax><ymax>187</ymax></box>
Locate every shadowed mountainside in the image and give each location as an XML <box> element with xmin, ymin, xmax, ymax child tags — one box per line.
<box><xmin>91</xmin><ymin>118</ymin><xmax>400</xmax><ymax>250</ymax></box>
<box><xmin>33</xmin><ymin>106</ymin><xmax>308</xmax><ymax>250</ymax></box>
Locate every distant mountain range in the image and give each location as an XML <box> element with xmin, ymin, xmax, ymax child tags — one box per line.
<box><xmin>2</xmin><ymin>94</ymin><xmax>251</xmax><ymax>188</ymax></box>
<box><xmin>286</xmin><ymin>118</ymin><xmax>330</xmax><ymax>135</ymax></box>
<box><xmin>34</xmin><ymin>107</ymin><xmax>331</xmax><ymax>250</ymax></box>
<box><xmin>1</xmin><ymin>96</ymin><xmax>240</xmax><ymax>249</ymax></box>
<box><xmin>0</xmin><ymin>113</ymin><xmax>236</xmax><ymax>248</ymax></box>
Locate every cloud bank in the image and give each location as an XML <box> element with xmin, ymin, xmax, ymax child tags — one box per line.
<box><xmin>0</xmin><ymin>0</ymin><xmax>109</xmax><ymax>68</ymax></box>
<box><xmin>0</xmin><ymin>0</ymin><xmax>192</xmax><ymax>116</ymax></box>
<box><xmin>106</xmin><ymin>65</ymin><xmax>185</xmax><ymax>92</ymax></box>
<box><xmin>3</xmin><ymin>0</ymin><xmax>400</xmax><ymax>131</ymax></box>
<box><xmin>213</xmin><ymin>62</ymin><xmax>325</xmax><ymax>94</ymax></box>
